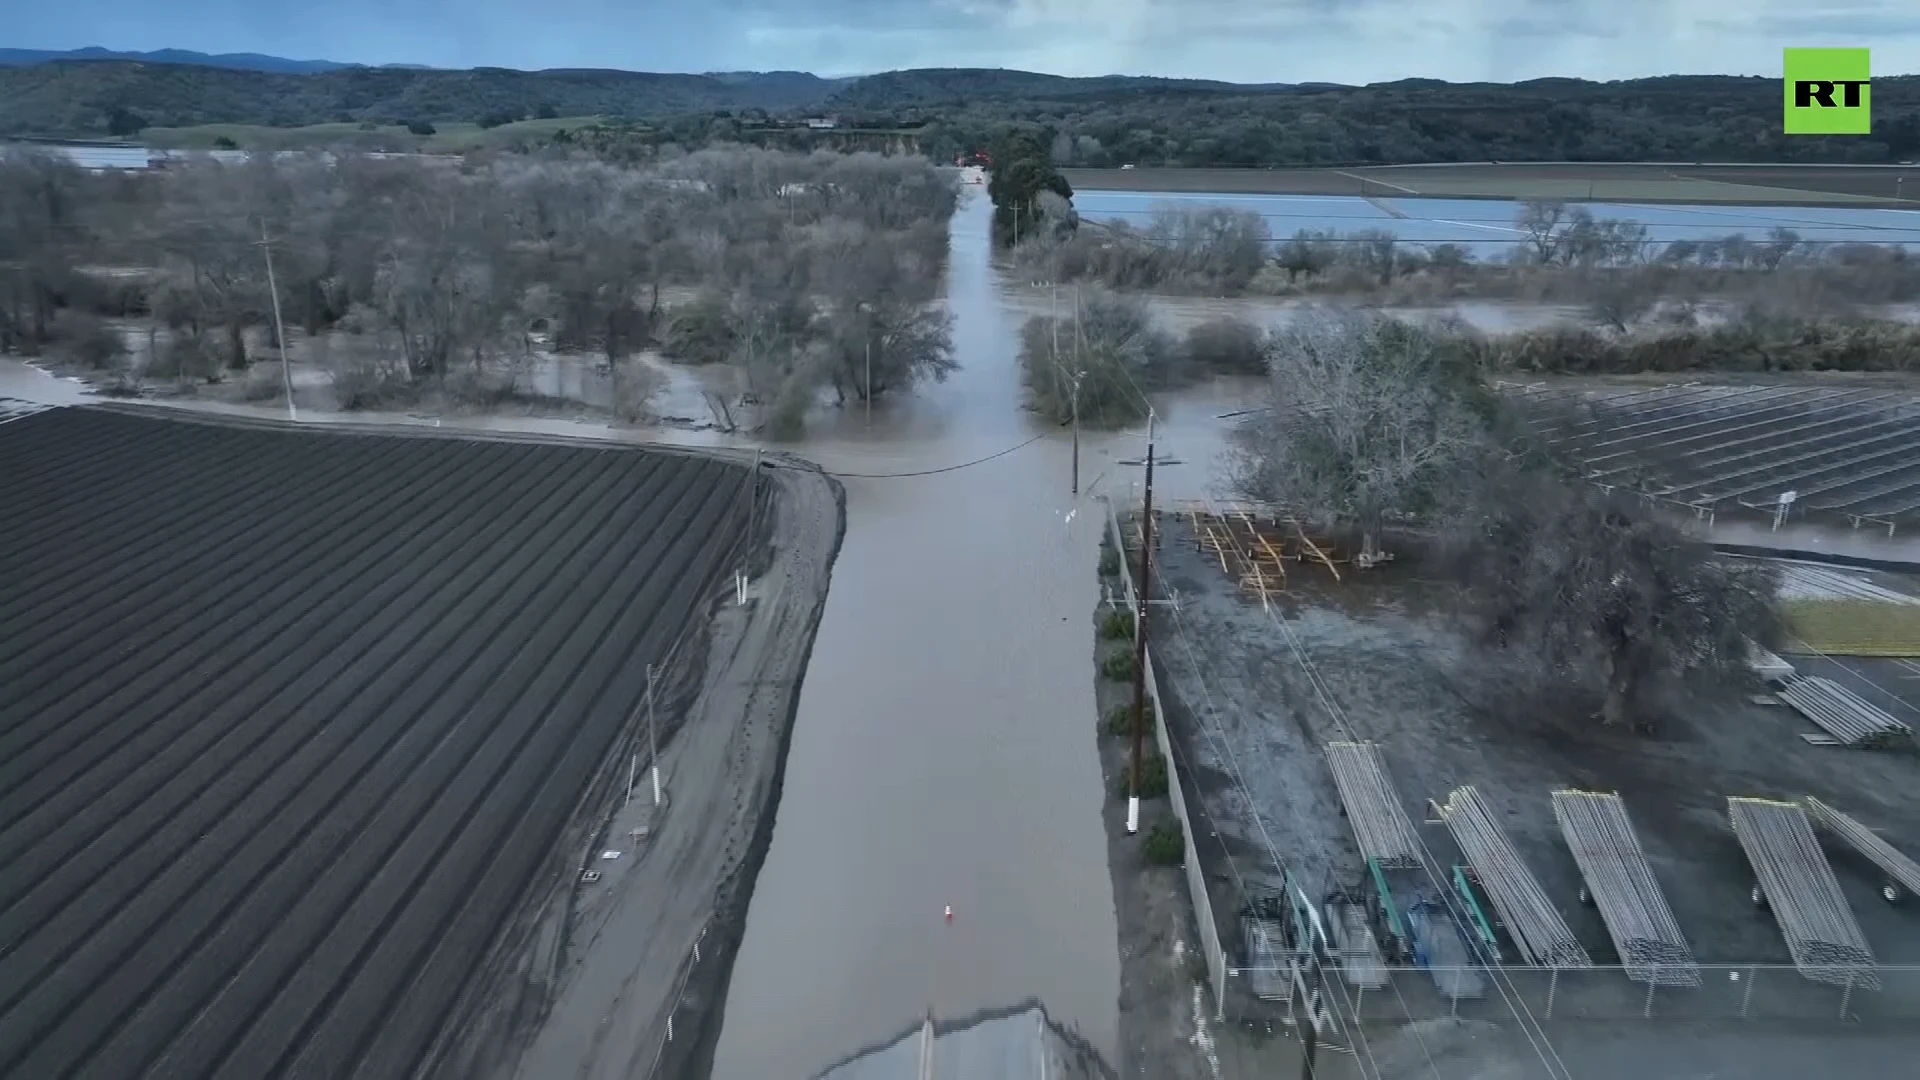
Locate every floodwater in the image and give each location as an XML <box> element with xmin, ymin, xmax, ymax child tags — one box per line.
<box><xmin>1073</xmin><ymin>189</ymin><xmax>1920</xmax><ymax>259</ymax></box>
<box><xmin>708</xmin><ymin>195</ymin><xmax>1124</xmax><ymax>1079</ymax></box>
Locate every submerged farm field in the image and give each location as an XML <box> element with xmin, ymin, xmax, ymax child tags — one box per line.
<box><xmin>0</xmin><ymin>406</ymin><xmax>752</xmax><ymax>1080</ymax></box>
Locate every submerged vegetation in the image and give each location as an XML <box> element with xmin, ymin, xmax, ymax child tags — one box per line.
<box><xmin>0</xmin><ymin>145</ymin><xmax>960</xmax><ymax>435</ymax></box>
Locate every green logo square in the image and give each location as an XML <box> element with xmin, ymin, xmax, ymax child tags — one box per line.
<box><xmin>1784</xmin><ymin>47</ymin><xmax>1871</xmax><ymax>135</ymax></box>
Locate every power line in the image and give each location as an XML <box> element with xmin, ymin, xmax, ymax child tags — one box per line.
<box><xmin>769</xmin><ymin>432</ymin><xmax>1047</xmax><ymax>478</ymax></box>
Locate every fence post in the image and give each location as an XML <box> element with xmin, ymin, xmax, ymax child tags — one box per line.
<box><xmin>1546</xmin><ymin>967</ymin><xmax>1558</xmax><ymax>1019</ymax></box>
<box><xmin>1740</xmin><ymin>967</ymin><xmax>1756</xmax><ymax>1019</ymax></box>
<box><xmin>1644</xmin><ymin>966</ymin><xmax>1658</xmax><ymax>1018</ymax></box>
<box><xmin>1840</xmin><ymin>970</ymin><xmax>1854</xmax><ymax>1021</ymax></box>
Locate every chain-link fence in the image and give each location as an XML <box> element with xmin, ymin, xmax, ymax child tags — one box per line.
<box><xmin>1106</xmin><ymin>497</ymin><xmax>1229</xmax><ymax>1021</ymax></box>
<box><xmin>1235</xmin><ymin>964</ymin><xmax>1920</xmax><ymax>1026</ymax></box>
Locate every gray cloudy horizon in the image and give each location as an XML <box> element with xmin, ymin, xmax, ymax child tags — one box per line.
<box><xmin>11</xmin><ymin>0</ymin><xmax>1920</xmax><ymax>83</ymax></box>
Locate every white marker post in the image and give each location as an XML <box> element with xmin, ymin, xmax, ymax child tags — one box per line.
<box><xmin>647</xmin><ymin>664</ymin><xmax>663</xmax><ymax>806</ymax></box>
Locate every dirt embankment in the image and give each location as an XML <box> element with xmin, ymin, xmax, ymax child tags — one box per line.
<box><xmin>421</xmin><ymin>451</ymin><xmax>845</xmax><ymax>1080</ymax></box>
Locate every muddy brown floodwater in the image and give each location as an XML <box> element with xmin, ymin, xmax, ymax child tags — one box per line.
<box><xmin>708</xmin><ymin>195</ymin><xmax>1125</xmax><ymax>1079</ymax></box>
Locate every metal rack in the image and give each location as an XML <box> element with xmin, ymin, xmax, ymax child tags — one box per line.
<box><xmin>1727</xmin><ymin>797</ymin><xmax>1878</xmax><ymax>988</ymax></box>
<box><xmin>1440</xmin><ymin>786</ymin><xmax>1592</xmax><ymax>969</ymax></box>
<box><xmin>1552</xmin><ymin>790</ymin><xmax>1698</xmax><ymax>986</ymax></box>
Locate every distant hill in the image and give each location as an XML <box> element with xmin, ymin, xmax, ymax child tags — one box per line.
<box><xmin>0</xmin><ymin>61</ymin><xmax>841</xmax><ymax>134</ymax></box>
<box><xmin>0</xmin><ymin>47</ymin><xmax>362</xmax><ymax>74</ymax></box>
<box><xmin>1</xmin><ymin>58</ymin><xmax>1915</xmax><ymax>168</ymax></box>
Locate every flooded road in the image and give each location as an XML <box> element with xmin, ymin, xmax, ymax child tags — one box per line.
<box><xmin>708</xmin><ymin>195</ymin><xmax>1123</xmax><ymax>1079</ymax></box>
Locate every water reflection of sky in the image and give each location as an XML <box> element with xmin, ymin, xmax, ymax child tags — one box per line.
<box><xmin>1072</xmin><ymin>190</ymin><xmax>1920</xmax><ymax>258</ymax></box>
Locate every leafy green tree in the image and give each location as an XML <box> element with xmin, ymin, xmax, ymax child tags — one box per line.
<box><xmin>987</xmin><ymin>132</ymin><xmax>1072</xmax><ymax>247</ymax></box>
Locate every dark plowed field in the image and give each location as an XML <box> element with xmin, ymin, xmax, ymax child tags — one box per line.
<box><xmin>0</xmin><ymin>406</ymin><xmax>752</xmax><ymax>1080</ymax></box>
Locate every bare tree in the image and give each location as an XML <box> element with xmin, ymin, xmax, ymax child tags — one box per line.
<box><xmin>1445</xmin><ymin>469</ymin><xmax>1781</xmax><ymax>730</ymax></box>
<box><xmin>1227</xmin><ymin>308</ymin><xmax>1492</xmax><ymax>562</ymax></box>
<box><xmin>1585</xmin><ymin>267</ymin><xmax>1668</xmax><ymax>333</ymax></box>
<box><xmin>1518</xmin><ymin>199</ymin><xmax>1569</xmax><ymax>264</ymax></box>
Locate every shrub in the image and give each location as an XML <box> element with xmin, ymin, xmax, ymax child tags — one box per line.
<box><xmin>1105</xmin><ymin>699</ymin><xmax>1156</xmax><ymax>736</ymax></box>
<box><xmin>1099</xmin><ymin>650</ymin><xmax>1136</xmax><ymax>681</ymax></box>
<box><xmin>1098</xmin><ymin>547</ymin><xmax>1121</xmax><ymax>577</ymax></box>
<box><xmin>1143</xmin><ymin>821</ymin><xmax>1184</xmax><ymax>865</ymax></box>
<box><xmin>1183</xmin><ymin>316</ymin><xmax>1269</xmax><ymax>376</ymax></box>
<box><xmin>406</xmin><ymin>120</ymin><xmax>437</xmax><ymax>136</ymax></box>
<box><xmin>663</xmin><ymin>292</ymin><xmax>737</xmax><ymax>364</ymax></box>
<box><xmin>242</xmin><ymin>363</ymin><xmax>287</xmax><ymax>401</ymax></box>
<box><xmin>1099</xmin><ymin>608</ymin><xmax>1135</xmax><ymax>640</ymax></box>
<box><xmin>1115</xmin><ymin>753</ymin><xmax>1169</xmax><ymax>798</ymax></box>
<box><xmin>329</xmin><ymin>354</ymin><xmax>419</xmax><ymax>410</ymax></box>
<box><xmin>611</xmin><ymin>359</ymin><xmax>664</xmax><ymax>423</ymax></box>
<box><xmin>59</xmin><ymin>315</ymin><xmax>127</xmax><ymax>370</ymax></box>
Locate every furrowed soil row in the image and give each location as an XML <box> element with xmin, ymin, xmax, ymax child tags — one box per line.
<box><xmin>283</xmin><ymin>478</ymin><xmax>741</xmax><ymax>1080</ymax></box>
<box><xmin>0</xmin><ymin>408</ymin><xmax>187</xmax><ymax>515</ymax></box>
<box><xmin>0</xmin><ymin>407</ymin><xmax>217</xmax><ymax>515</ymax></box>
<box><xmin>0</xmin><ymin>408</ymin><xmax>752</xmax><ymax>1080</ymax></box>
<box><xmin>42</xmin><ymin>453</ymin><xmax>661</xmax><ymax>1080</ymax></box>
<box><xmin>0</xmin><ymin>416</ymin><xmax>373</xmax><ymax>622</ymax></box>
<box><xmin>163</xmin><ymin>463</ymin><xmax>718</xmax><ymax>1080</ymax></box>
<box><xmin>0</xmin><ymin>437</ymin><xmax>499</xmax><ymax>775</ymax></box>
<box><xmin>0</xmin><ymin>428</ymin><xmax>420</xmax><ymax>670</ymax></box>
<box><xmin>0</xmin><ymin>441</ymin><xmax>583</xmax><ymax>918</ymax></box>
<box><xmin>0</xmin><ymin>451</ymin><xmax>658</xmax><ymax>1077</ymax></box>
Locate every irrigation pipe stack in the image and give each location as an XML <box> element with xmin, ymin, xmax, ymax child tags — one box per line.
<box><xmin>1776</xmin><ymin>677</ymin><xmax>1914</xmax><ymax>748</ymax></box>
<box><xmin>1441</xmin><ymin>786</ymin><xmax>1593</xmax><ymax>969</ymax></box>
<box><xmin>1727</xmin><ymin>797</ymin><xmax>1879</xmax><ymax>988</ymax></box>
<box><xmin>1551</xmin><ymin>790</ymin><xmax>1699</xmax><ymax>986</ymax></box>
<box><xmin>1324</xmin><ymin>741</ymin><xmax>1423</xmax><ymax>869</ymax></box>
<box><xmin>1803</xmin><ymin>796</ymin><xmax>1920</xmax><ymax>901</ymax></box>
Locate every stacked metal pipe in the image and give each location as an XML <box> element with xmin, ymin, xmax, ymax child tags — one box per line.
<box><xmin>1804</xmin><ymin>796</ymin><xmax>1920</xmax><ymax>898</ymax></box>
<box><xmin>1552</xmin><ymin>790</ymin><xmax>1699</xmax><ymax>986</ymax></box>
<box><xmin>1777</xmin><ymin>677</ymin><xmax>1913</xmax><ymax>748</ymax></box>
<box><xmin>1325</xmin><ymin>741</ymin><xmax>1421</xmax><ymax>869</ymax></box>
<box><xmin>1441</xmin><ymin>786</ymin><xmax>1592</xmax><ymax>969</ymax></box>
<box><xmin>1727</xmin><ymin>797</ymin><xmax>1879</xmax><ymax>988</ymax></box>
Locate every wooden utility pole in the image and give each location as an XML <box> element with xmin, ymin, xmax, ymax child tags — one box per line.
<box><xmin>1053</xmin><ymin>286</ymin><xmax>1082</xmax><ymax>495</ymax></box>
<box><xmin>865</xmin><ymin>339</ymin><xmax>872</xmax><ymax>428</ymax></box>
<box><xmin>1127</xmin><ymin>411</ymin><xmax>1155</xmax><ymax>836</ymax></box>
<box><xmin>256</xmin><ymin>219</ymin><xmax>295</xmax><ymax>422</ymax></box>
<box><xmin>1070</xmin><ymin>373</ymin><xmax>1083</xmax><ymax>496</ymax></box>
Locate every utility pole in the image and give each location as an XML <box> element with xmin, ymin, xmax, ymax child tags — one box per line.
<box><xmin>865</xmin><ymin>339</ymin><xmax>872</xmax><ymax>429</ymax></box>
<box><xmin>1070</xmin><ymin>372</ymin><xmax>1083</xmax><ymax>496</ymax></box>
<box><xmin>256</xmin><ymin>219</ymin><xmax>295</xmax><ymax>422</ymax></box>
<box><xmin>646</xmin><ymin>663</ymin><xmax>662</xmax><ymax>806</ymax></box>
<box><xmin>1127</xmin><ymin>410</ymin><xmax>1155</xmax><ymax>836</ymax></box>
<box><xmin>1052</xmin><ymin>285</ymin><xmax>1082</xmax><ymax>495</ymax></box>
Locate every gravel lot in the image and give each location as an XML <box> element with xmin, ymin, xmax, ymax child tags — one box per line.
<box><xmin>1139</xmin><ymin>510</ymin><xmax>1920</xmax><ymax>1075</ymax></box>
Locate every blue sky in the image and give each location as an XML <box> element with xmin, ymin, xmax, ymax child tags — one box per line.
<box><xmin>10</xmin><ymin>0</ymin><xmax>1920</xmax><ymax>81</ymax></box>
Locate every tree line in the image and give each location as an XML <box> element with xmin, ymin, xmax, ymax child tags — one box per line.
<box><xmin>9</xmin><ymin>61</ymin><xmax>1918</xmax><ymax>167</ymax></box>
<box><xmin>1016</xmin><ymin>197</ymin><xmax>1920</xmax><ymax>339</ymax></box>
<box><xmin>0</xmin><ymin>145</ymin><xmax>960</xmax><ymax>435</ymax></box>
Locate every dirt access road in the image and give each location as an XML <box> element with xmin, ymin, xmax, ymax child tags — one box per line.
<box><xmin>459</xmin><ymin>452</ymin><xmax>843</xmax><ymax>1080</ymax></box>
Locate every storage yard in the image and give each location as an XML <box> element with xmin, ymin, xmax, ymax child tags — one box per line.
<box><xmin>0</xmin><ymin>405</ymin><xmax>841</xmax><ymax>1080</ymax></box>
<box><xmin>1132</xmin><ymin>504</ymin><xmax>1920</xmax><ymax>1047</ymax></box>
